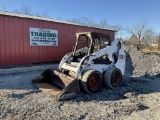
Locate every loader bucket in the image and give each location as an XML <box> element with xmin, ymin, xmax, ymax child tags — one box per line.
<box><xmin>32</xmin><ymin>69</ymin><xmax>80</xmax><ymax>100</ymax></box>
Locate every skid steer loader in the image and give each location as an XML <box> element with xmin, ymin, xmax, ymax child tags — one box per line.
<box><xmin>32</xmin><ymin>32</ymin><xmax>125</xmax><ymax>100</ymax></box>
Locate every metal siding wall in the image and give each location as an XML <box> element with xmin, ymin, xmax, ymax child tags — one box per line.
<box><xmin>22</xmin><ymin>18</ymin><xmax>29</xmax><ymax>64</ymax></box>
<box><xmin>50</xmin><ymin>22</ymin><xmax>58</xmax><ymax>61</ymax></box>
<box><xmin>13</xmin><ymin>18</ymin><xmax>19</xmax><ymax>65</ymax></box>
<box><xmin>37</xmin><ymin>20</ymin><xmax>47</xmax><ymax>63</ymax></box>
<box><xmin>30</xmin><ymin>19</ymin><xmax>38</xmax><ymax>63</ymax></box>
<box><xmin>9</xmin><ymin>17</ymin><xmax>15</xmax><ymax>65</ymax></box>
<box><xmin>46</xmin><ymin>22</ymin><xmax>52</xmax><ymax>62</ymax></box>
<box><xmin>0</xmin><ymin>15</ymin><xmax>115</xmax><ymax>66</ymax></box>
<box><xmin>0</xmin><ymin>16</ymin><xmax>5</xmax><ymax>66</ymax></box>
<box><xmin>4</xmin><ymin>17</ymin><xmax>11</xmax><ymax>65</ymax></box>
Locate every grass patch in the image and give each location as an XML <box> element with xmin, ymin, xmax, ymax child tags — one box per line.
<box><xmin>142</xmin><ymin>47</ymin><xmax>160</xmax><ymax>54</ymax></box>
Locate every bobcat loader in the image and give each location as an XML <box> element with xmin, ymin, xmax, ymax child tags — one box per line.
<box><xmin>32</xmin><ymin>32</ymin><xmax>125</xmax><ymax>100</ymax></box>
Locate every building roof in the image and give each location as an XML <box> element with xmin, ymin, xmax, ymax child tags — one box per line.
<box><xmin>0</xmin><ymin>10</ymin><xmax>116</xmax><ymax>32</ymax></box>
<box><xmin>0</xmin><ymin>10</ymin><xmax>78</xmax><ymax>25</ymax></box>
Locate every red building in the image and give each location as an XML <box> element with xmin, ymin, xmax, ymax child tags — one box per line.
<box><xmin>0</xmin><ymin>11</ymin><xmax>116</xmax><ymax>66</ymax></box>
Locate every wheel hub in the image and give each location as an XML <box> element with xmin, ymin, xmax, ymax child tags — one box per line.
<box><xmin>111</xmin><ymin>71</ymin><xmax>121</xmax><ymax>86</ymax></box>
<box><xmin>88</xmin><ymin>75</ymin><xmax>100</xmax><ymax>91</ymax></box>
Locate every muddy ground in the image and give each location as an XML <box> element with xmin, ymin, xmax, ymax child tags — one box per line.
<box><xmin>0</xmin><ymin>46</ymin><xmax>160</xmax><ymax>120</ymax></box>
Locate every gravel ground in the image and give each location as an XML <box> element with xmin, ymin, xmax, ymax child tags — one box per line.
<box><xmin>0</xmin><ymin>46</ymin><xmax>160</xmax><ymax>120</ymax></box>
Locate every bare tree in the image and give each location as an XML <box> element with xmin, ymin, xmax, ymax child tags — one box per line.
<box><xmin>68</xmin><ymin>17</ymin><xmax>96</xmax><ymax>27</ymax></box>
<box><xmin>35</xmin><ymin>11</ymin><xmax>41</xmax><ymax>17</ymax></box>
<box><xmin>126</xmin><ymin>20</ymin><xmax>147</xmax><ymax>44</ymax></box>
<box><xmin>129</xmin><ymin>34</ymin><xmax>138</xmax><ymax>44</ymax></box>
<box><xmin>35</xmin><ymin>12</ymin><xmax>48</xmax><ymax>17</ymax></box>
<box><xmin>98</xmin><ymin>19</ymin><xmax>109</xmax><ymax>29</ymax></box>
<box><xmin>13</xmin><ymin>9</ymin><xmax>20</xmax><ymax>13</ymax></box>
<box><xmin>68</xmin><ymin>18</ymin><xmax>109</xmax><ymax>29</ymax></box>
<box><xmin>20</xmin><ymin>6</ymin><xmax>32</xmax><ymax>15</ymax></box>
<box><xmin>12</xmin><ymin>6</ymin><xmax>49</xmax><ymax>18</ymax></box>
<box><xmin>157</xmin><ymin>34</ymin><xmax>160</xmax><ymax>43</ymax></box>
<box><xmin>67</xmin><ymin>17</ymin><xmax>122</xmax><ymax>33</ymax></box>
<box><xmin>68</xmin><ymin>18</ymin><xmax>81</xmax><ymax>25</ymax></box>
<box><xmin>142</xmin><ymin>28</ymin><xmax>156</xmax><ymax>44</ymax></box>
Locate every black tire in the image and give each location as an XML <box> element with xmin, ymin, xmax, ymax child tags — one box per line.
<box><xmin>103</xmin><ymin>67</ymin><xmax>122</xmax><ymax>89</ymax></box>
<box><xmin>80</xmin><ymin>70</ymin><xmax>102</xmax><ymax>93</ymax></box>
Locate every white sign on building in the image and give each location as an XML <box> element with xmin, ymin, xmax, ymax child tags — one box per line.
<box><xmin>30</xmin><ymin>28</ymin><xmax>58</xmax><ymax>46</ymax></box>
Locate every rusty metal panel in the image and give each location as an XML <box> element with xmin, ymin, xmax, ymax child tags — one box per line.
<box><xmin>0</xmin><ymin>15</ymin><xmax>116</xmax><ymax>66</ymax></box>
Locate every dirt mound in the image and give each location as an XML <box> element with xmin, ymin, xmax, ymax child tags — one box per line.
<box><xmin>125</xmin><ymin>46</ymin><xmax>160</xmax><ymax>77</ymax></box>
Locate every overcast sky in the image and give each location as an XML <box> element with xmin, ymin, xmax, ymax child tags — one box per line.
<box><xmin>0</xmin><ymin>0</ymin><xmax>160</xmax><ymax>37</ymax></box>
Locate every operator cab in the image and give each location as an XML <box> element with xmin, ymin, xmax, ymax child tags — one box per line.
<box><xmin>72</xmin><ymin>32</ymin><xmax>111</xmax><ymax>64</ymax></box>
